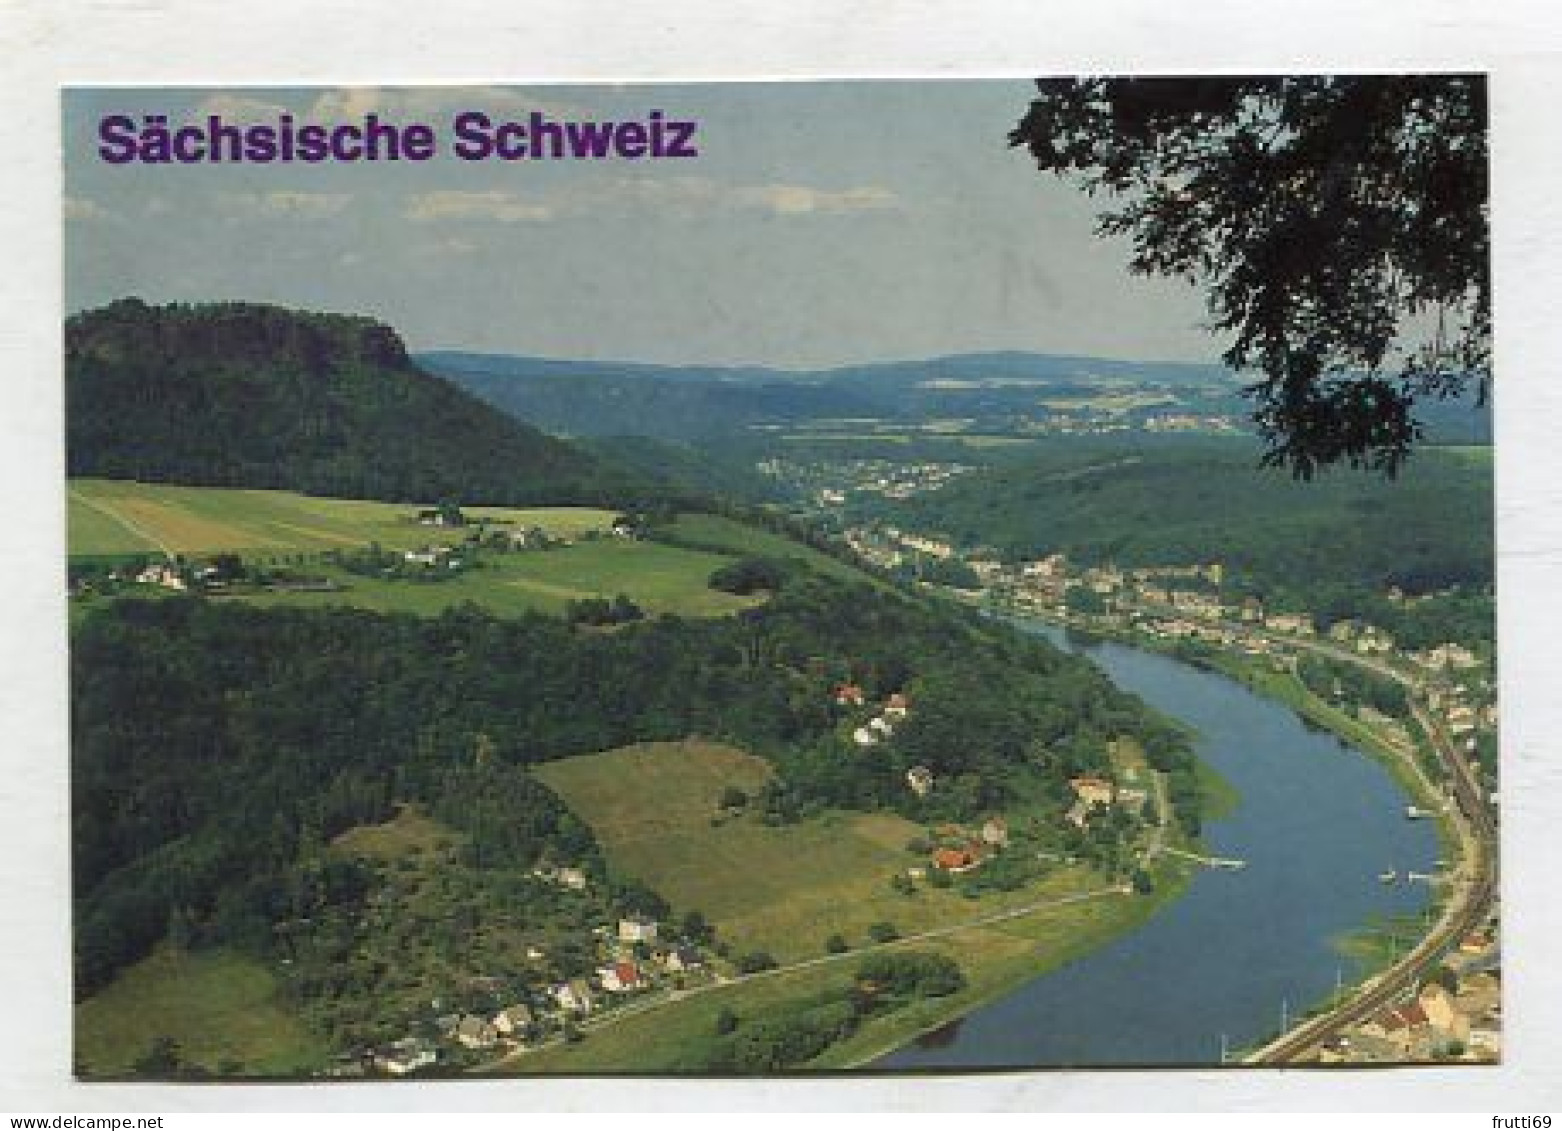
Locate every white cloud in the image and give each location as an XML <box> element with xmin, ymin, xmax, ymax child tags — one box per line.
<box><xmin>64</xmin><ymin>196</ymin><xmax>110</xmax><ymax>222</ymax></box>
<box><xmin>404</xmin><ymin>191</ymin><xmax>554</xmax><ymax>224</ymax></box>
<box><xmin>731</xmin><ymin>184</ymin><xmax>900</xmax><ymax>215</ymax></box>
<box><xmin>193</xmin><ymin>92</ymin><xmax>292</xmax><ymax>120</ymax></box>
<box><xmin>219</xmin><ymin>191</ymin><xmax>353</xmax><ymax>220</ymax></box>
<box><xmin>577</xmin><ymin>177</ymin><xmax>901</xmax><ymax>219</ymax></box>
<box><xmin>308</xmin><ymin>86</ymin><xmax>587</xmax><ymax>122</ymax></box>
<box><xmin>401</xmin><ymin>178</ymin><xmax>899</xmax><ymax>227</ymax></box>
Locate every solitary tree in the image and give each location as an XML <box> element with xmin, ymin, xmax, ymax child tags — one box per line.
<box><xmin>1010</xmin><ymin>76</ymin><xmax>1488</xmax><ymax>477</ymax></box>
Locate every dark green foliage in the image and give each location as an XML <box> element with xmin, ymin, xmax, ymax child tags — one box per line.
<box><xmin>709</xmin><ymin>556</ymin><xmax>791</xmax><ymax>596</ymax></box>
<box><xmin>855</xmin><ymin>951</ymin><xmax>965</xmax><ymax>998</ymax></box>
<box><xmin>706</xmin><ymin>999</ymin><xmax>858</xmax><ymax>1073</ymax></box>
<box><xmin>889</xmin><ymin>439</ymin><xmax>1492</xmax><ymax>598</ymax></box>
<box><xmin>825</xmin><ymin>933</ymin><xmax>850</xmax><ymax>955</ymax></box>
<box><xmin>1297</xmin><ymin>655</ymin><xmax>1409</xmax><ymax>716</ymax></box>
<box><xmin>1012</xmin><ymin>77</ymin><xmax>1488</xmax><ymax>476</ymax></box>
<box><xmin>735</xmin><ymin>952</ymin><xmax>779</xmax><ymax>975</ymax></box>
<box><xmin>66</xmin><ymin>299</ymin><xmax>644</xmax><ymax>506</ymax></box>
<box><xmin>71</xmin><ymin>572</ymin><xmax>1187</xmax><ymax>996</ymax></box>
<box><xmin>867</xmin><ymin>922</ymin><xmax>900</xmax><ymax>944</ymax></box>
<box><xmin>565</xmin><ymin>594</ymin><xmax>645</xmax><ymax>626</ymax></box>
<box><xmin>714</xmin><ymin>1007</ymin><xmax>740</xmax><ymax>1036</ymax></box>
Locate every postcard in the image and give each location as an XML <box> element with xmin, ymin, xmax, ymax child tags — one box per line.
<box><xmin>62</xmin><ymin>77</ymin><xmax>1497</xmax><ymax>1081</ymax></box>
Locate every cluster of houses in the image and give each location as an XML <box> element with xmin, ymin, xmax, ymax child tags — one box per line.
<box><xmin>927</xmin><ymin>816</ymin><xmax>1010</xmax><ymax>874</ymax></box>
<box><xmin>835</xmin><ymin>686</ymin><xmax>937</xmax><ymax>800</ymax></box>
<box><xmin>1065</xmin><ymin>775</ymin><xmax>1148</xmax><ymax>829</ymax></box>
<box><xmin>401</xmin><ymin>545</ymin><xmax>463</xmax><ymax>570</ymax></box>
<box><xmin>1324</xmin><ymin>924</ymin><xmax>1502</xmax><ymax>1063</ymax></box>
<box><xmin>836</xmin><ymin>686</ymin><xmax>912</xmax><ymax>750</ymax></box>
<box><xmin>356</xmin><ymin>913</ymin><xmax>710</xmax><ymax>1076</ymax></box>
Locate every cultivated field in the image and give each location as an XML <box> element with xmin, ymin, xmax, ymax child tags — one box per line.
<box><xmin>534</xmin><ymin>740</ymin><xmax>1101</xmax><ymax>963</ymax></box>
<box><xmin>67</xmin><ymin>478</ymin><xmax>617</xmax><ymax>556</ymax></box>
<box><xmin>65</xmin><ymin>480</ymin><xmax>822</xmax><ymax>619</ymax></box>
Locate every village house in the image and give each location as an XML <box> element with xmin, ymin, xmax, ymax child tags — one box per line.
<box><xmin>906</xmin><ymin>765</ymin><xmax>934</xmax><ymax>797</ymax></box>
<box><xmin>135</xmin><ymin>562</ymin><xmax>186</xmax><ymax>590</ymax></box>
<box><xmin>1459</xmin><ymin>929</ymin><xmax>1495</xmax><ymax>956</ymax></box>
<box><xmin>883</xmin><ymin>693</ymin><xmax>911</xmax><ymax>718</ymax></box>
<box><xmin>618</xmin><ymin>915</ymin><xmax>659</xmax><ymax>944</ymax></box>
<box><xmin>833</xmin><ymin>683</ymin><xmax>866</xmax><ymax>707</ymax></box>
<box><xmin>551</xmin><ymin>979</ymin><xmax>595</xmax><ymax>1015</ymax></box>
<box><xmin>374</xmin><ymin>1037</ymin><xmax>439</xmax><ymax>1076</ymax></box>
<box><xmin>853</xmin><ymin>726</ymin><xmax>881</xmax><ymax>748</ymax></box>
<box><xmin>868</xmin><ymin>715</ymin><xmax>895</xmax><ymax>737</ymax></box>
<box><xmin>1417</xmin><ymin>983</ymin><xmax>1470</xmax><ymax>1045</ymax></box>
<box><xmin>1427</xmin><ymin>643</ymin><xmax>1480</xmax><ymax>671</ymax></box>
<box><xmin>492</xmin><ymin>1003</ymin><xmax>534</xmax><ymax>1038</ymax></box>
<box><xmin>1070</xmin><ymin>776</ymin><xmax>1116</xmax><ymax>807</ymax></box>
<box><xmin>453</xmin><ymin>1014</ymin><xmax>499</xmax><ymax>1050</ymax></box>
<box><xmin>932</xmin><ymin>847</ymin><xmax>981</xmax><ymax>874</ymax></box>
<box><xmin>1361</xmin><ymin>1001</ymin><xmax>1431</xmax><ymax>1055</ymax></box>
<box><xmin>1265</xmin><ymin>612</ymin><xmax>1315</xmax><ymax>635</ymax></box>
<box><xmin>598</xmin><ymin>960</ymin><xmax>644</xmax><ymax>993</ymax></box>
<box><xmin>979</xmin><ymin>816</ymin><xmax>1009</xmax><ymax>848</ymax></box>
<box><xmin>662</xmin><ymin>945</ymin><xmax>704</xmax><ymax>973</ymax></box>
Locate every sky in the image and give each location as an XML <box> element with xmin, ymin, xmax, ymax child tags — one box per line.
<box><xmin>62</xmin><ymin>82</ymin><xmax>1220</xmax><ymax>369</ymax></box>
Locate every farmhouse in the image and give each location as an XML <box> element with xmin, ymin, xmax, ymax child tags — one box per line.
<box><xmin>1070</xmin><ymin>776</ymin><xmax>1116</xmax><ymax>807</ymax></box>
<box><xmin>552</xmin><ymin>979</ymin><xmax>595</xmax><ymax>1015</ymax></box>
<box><xmin>618</xmin><ymin>915</ymin><xmax>659</xmax><ymax>944</ymax></box>
<box><xmin>833</xmin><ymin>683</ymin><xmax>866</xmax><ymax>707</ymax></box>
<box><xmin>980</xmin><ymin>816</ymin><xmax>1009</xmax><ymax>847</ymax></box>
<box><xmin>853</xmin><ymin>726</ymin><xmax>881</xmax><ymax>748</ymax></box>
<box><xmin>135</xmin><ymin>562</ymin><xmax>186</xmax><ymax>590</ymax></box>
<box><xmin>662</xmin><ymin>946</ymin><xmax>704</xmax><ymax>973</ymax></box>
<box><xmin>492</xmin><ymin>1003</ymin><xmax>534</xmax><ymax>1037</ymax></box>
<box><xmin>599</xmin><ymin>960</ymin><xmax>644</xmax><ymax>993</ymax></box>
<box><xmin>884</xmin><ymin>693</ymin><xmax>911</xmax><ymax>718</ymax></box>
<box><xmin>906</xmin><ymin>766</ymin><xmax>934</xmax><ymax>796</ymax></box>
<box><xmin>933</xmin><ymin>847</ymin><xmax>980</xmax><ymax>874</ymax></box>
<box><xmin>374</xmin><ymin>1037</ymin><xmax>438</xmax><ymax>1076</ymax></box>
<box><xmin>453</xmin><ymin>1014</ymin><xmax>499</xmax><ymax>1049</ymax></box>
<box><xmin>868</xmin><ymin>715</ymin><xmax>895</xmax><ymax>737</ymax></box>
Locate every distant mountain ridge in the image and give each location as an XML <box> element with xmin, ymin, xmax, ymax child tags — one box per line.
<box><xmin>418</xmin><ymin>348</ymin><xmax>1242</xmax><ymax>442</ymax></box>
<box><xmin>67</xmin><ymin>299</ymin><xmax>651</xmax><ymax>507</ymax></box>
<box><xmin>420</xmin><ymin>347</ymin><xmax>1490</xmax><ymax>447</ymax></box>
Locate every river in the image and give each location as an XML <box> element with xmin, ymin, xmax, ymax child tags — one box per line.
<box><xmin>877</xmin><ymin>620</ymin><xmax>1439</xmax><ymax>1068</ymax></box>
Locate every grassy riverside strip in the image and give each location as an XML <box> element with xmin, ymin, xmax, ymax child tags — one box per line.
<box><xmin>487</xmin><ymin>862</ymin><xmax>1192</xmax><ymax>1073</ymax></box>
<box><xmin>486</xmin><ymin>739</ymin><xmax>1212</xmax><ymax>1073</ymax></box>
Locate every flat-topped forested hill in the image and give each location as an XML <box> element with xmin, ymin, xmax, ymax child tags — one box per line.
<box><xmin>67</xmin><ymin>299</ymin><xmax>650</xmax><ymax>507</ymax></box>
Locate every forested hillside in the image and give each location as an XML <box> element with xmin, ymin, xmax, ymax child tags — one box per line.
<box><xmin>67</xmin><ymin>299</ymin><xmax>645</xmax><ymax>506</ymax></box>
<box><xmin>72</xmin><ymin>578</ymin><xmax>1192</xmax><ymax>1000</ymax></box>
<box><xmin>885</xmin><ymin>438</ymin><xmax>1493</xmax><ymax>598</ymax></box>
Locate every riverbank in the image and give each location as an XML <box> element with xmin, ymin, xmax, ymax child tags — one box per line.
<box><xmin>491</xmin><ymin>854</ymin><xmax>1198</xmax><ymax>1074</ymax></box>
<box><xmin>1013</xmin><ymin>607</ymin><xmax>1458</xmax><ymax>861</ymax></box>
<box><xmin>1008</xmin><ymin>607</ymin><xmax>1483</xmax><ymax>1066</ymax></box>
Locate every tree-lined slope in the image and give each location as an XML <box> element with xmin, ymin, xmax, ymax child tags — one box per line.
<box><xmin>67</xmin><ymin>299</ymin><xmax>640</xmax><ymax>506</ymax></box>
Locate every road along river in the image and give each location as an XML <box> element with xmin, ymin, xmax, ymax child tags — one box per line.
<box><xmin>877</xmin><ymin>620</ymin><xmax>1440</xmax><ymax>1068</ymax></box>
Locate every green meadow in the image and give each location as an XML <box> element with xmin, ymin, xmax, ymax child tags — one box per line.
<box><xmin>67</xmin><ymin>477</ymin><xmax>618</xmax><ymax>556</ymax></box>
<box><xmin>73</xmin><ymin>946</ymin><xmax>329</xmax><ymax>1079</ymax></box>
<box><xmin>65</xmin><ymin>479</ymin><xmax>878</xmax><ymax>619</ymax></box>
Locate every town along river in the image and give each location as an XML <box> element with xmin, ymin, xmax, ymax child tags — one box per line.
<box><xmin>877</xmin><ymin>620</ymin><xmax>1440</xmax><ymax>1068</ymax></box>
